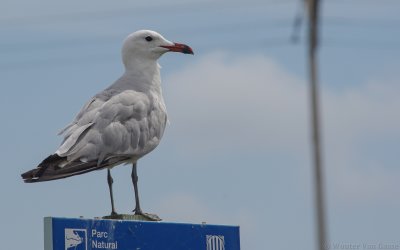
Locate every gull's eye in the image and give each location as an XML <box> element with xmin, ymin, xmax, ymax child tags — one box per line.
<box><xmin>145</xmin><ymin>36</ymin><xmax>153</xmax><ymax>42</ymax></box>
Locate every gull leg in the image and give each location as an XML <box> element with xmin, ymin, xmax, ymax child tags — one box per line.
<box><xmin>107</xmin><ymin>169</ymin><xmax>117</xmax><ymax>215</ymax></box>
<box><xmin>131</xmin><ymin>163</ymin><xmax>143</xmax><ymax>214</ymax></box>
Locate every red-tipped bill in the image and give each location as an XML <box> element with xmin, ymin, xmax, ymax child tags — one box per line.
<box><xmin>160</xmin><ymin>43</ymin><xmax>194</xmax><ymax>55</ymax></box>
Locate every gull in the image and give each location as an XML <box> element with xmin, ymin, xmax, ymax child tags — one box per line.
<box><xmin>21</xmin><ymin>30</ymin><xmax>193</xmax><ymax>217</ymax></box>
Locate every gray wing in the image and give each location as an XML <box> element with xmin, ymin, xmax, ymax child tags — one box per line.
<box><xmin>57</xmin><ymin>89</ymin><xmax>119</xmax><ymax>137</ymax></box>
<box><xmin>56</xmin><ymin>91</ymin><xmax>111</xmax><ymax>155</ymax></box>
<box><xmin>56</xmin><ymin>89</ymin><xmax>167</xmax><ymax>165</ymax></box>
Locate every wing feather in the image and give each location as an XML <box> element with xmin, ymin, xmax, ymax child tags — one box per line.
<box><xmin>55</xmin><ymin>90</ymin><xmax>165</xmax><ymax>164</ymax></box>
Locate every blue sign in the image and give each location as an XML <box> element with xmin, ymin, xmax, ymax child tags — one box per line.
<box><xmin>44</xmin><ymin>217</ymin><xmax>240</xmax><ymax>250</ymax></box>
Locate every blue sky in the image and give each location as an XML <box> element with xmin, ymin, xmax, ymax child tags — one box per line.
<box><xmin>1</xmin><ymin>0</ymin><xmax>400</xmax><ymax>249</ymax></box>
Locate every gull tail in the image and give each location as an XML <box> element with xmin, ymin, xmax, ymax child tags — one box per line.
<box><xmin>21</xmin><ymin>154</ymin><xmax>102</xmax><ymax>183</ymax></box>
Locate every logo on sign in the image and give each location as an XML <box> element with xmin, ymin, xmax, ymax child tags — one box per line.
<box><xmin>65</xmin><ymin>228</ymin><xmax>87</xmax><ymax>250</ymax></box>
<box><xmin>206</xmin><ymin>235</ymin><xmax>225</xmax><ymax>250</ymax></box>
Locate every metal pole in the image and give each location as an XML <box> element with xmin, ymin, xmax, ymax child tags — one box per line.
<box><xmin>306</xmin><ymin>0</ymin><xmax>328</xmax><ymax>250</ymax></box>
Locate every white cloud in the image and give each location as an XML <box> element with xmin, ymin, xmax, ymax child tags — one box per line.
<box><xmin>165</xmin><ymin>52</ymin><xmax>309</xmax><ymax>156</ymax></box>
<box><xmin>323</xmin><ymin>78</ymin><xmax>400</xmax><ymax>205</ymax></box>
<box><xmin>164</xmin><ymin>51</ymin><xmax>400</xmax><ymax>206</ymax></box>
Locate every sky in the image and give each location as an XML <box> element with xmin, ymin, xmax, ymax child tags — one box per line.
<box><xmin>1</xmin><ymin>0</ymin><xmax>400</xmax><ymax>249</ymax></box>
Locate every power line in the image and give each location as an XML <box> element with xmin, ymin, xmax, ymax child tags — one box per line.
<box><xmin>0</xmin><ymin>18</ymin><xmax>295</xmax><ymax>54</ymax></box>
<box><xmin>325</xmin><ymin>0</ymin><xmax>400</xmax><ymax>4</ymax></box>
<box><xmin>2</xmin><ymin>17</ymin><xmax>399</xmax><ymax>56</ymax></box>
<box><xmin>0</xmin><ymin>0</ymin><xmax>296</xmax><ymax>27</ymax></box>
<box><xmin>1</xmin><ymin>35</ymin><xmax>400</xmax><ymax>71</ymax></box>
<box><xmin>323</xmin><ymin>17</ymin><xmax>400</xmax><ymax>29</ymax></box>
<box><xmin>322</xmin><ymin>38</ymin><xmax>400</xmax><ymax>50</ymax></box>
<box><xmin>291</xmin><ymin>0</ymin><xmax>306</xmax><ymax>43</ymax></box>
<box><xmin>0</xmin><ymin>37</ymin><xmax>298</xmax><ymax>71</ymax></box>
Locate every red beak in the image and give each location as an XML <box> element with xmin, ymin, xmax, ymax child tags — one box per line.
<box><xmin>160</xmin><ymin>43</ymin><xmax>194</xmax><ymax>55</ymax></box>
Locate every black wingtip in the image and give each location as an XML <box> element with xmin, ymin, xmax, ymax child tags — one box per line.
<box><xmin>21</xmin><ymin>154</ymin><xmax>65</xmax><ymax>183</ymax></box>
<box><xmin>23</xmin><ymin>178</ymin><xmax>39</xmax><ymax>183</ymax></box>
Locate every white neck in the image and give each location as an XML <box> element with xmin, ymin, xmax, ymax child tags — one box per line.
<box><xmin>118</xmin><ymin>57</ymin><xmax>162</xmax><ymax>94</ymax></box>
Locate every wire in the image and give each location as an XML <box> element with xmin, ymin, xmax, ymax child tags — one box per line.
<box><xmin>0</xmin><ymin>0</ymin><xmax>296</xmax><ymax>27</ymax></box>
<box><xmin>290</xmin><ymin>0</ymin><xmax>306</xmax><ymax>43</ymax></box>
<box><xmin>323</xmin><ymin>17</ymin><xmax>400</xmax><ymax>29</ymax></box>
<box><xmin>323</xmin><ymin>38</ymin><xmax>400</xmax><ymax>50</ymax></box>
<box><xmin>0</xmin><ymin>17</ymin><xmax>294</xmax><ymax>55</ymax></box>
<box><xmin>0</xmin><ymin>36</ymin><xmax>298</xmax><ymax>70</ymax></box>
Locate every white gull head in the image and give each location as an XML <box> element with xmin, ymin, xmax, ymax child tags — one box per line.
<box><xmin>121</xmin><ymin>30</ymin><xmax>193</xmax><ymax>71</ymax></box>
